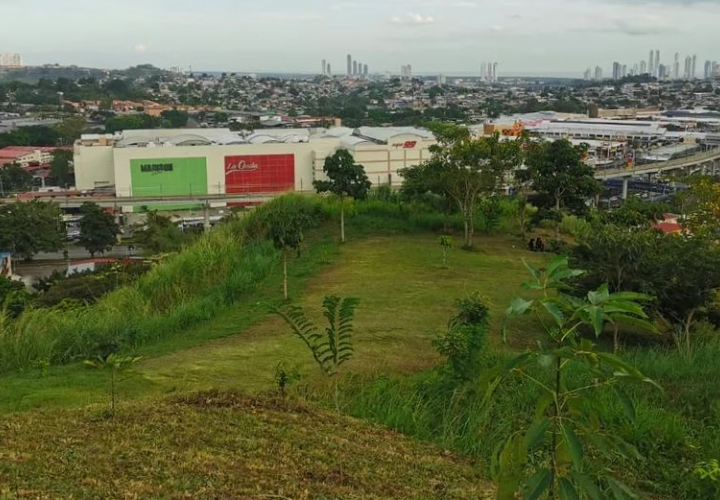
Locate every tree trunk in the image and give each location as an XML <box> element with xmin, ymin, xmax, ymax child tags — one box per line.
<box><xmin>111</xmin><ymin>368</ymin><xmax>116</xmax><ymax>420</ymax></box>
<box><xmin>613</xmin><ymin>323</ymin><xmax>620</xmax><ymax>354</ymax></box>
<box><xmin>519</xmin><ymin>197</ymin><xmax>527</xmax><ymax>239</ymax></box>
<box><xmin>684</xmin><ymin>309</ymin><xmax>696</xmax><ymax>357</ymax></box>
<box><xmin>442</xmin><ymin>247</ymin><xmax>447</xmax><ymax>268</ymax></box>
<box><xmin>340</xmin><ymin>202</ymin><xmax>346</xmax><ymax>244</ymax></box>
<box><xmin>555</xmin><ymin>195</ymin><xmax>561</xmax><ymax>241</ymax></box>
<box><xmin>283</xmin><ymin>250</ymin><xmax>288</xmax><ymax>301</ymax></box>
<box><xmin>467</xmin><ymin>207</ymin><xmax>475</xmax><ymax>249</ymax></box>
<box><xmin>463</xmin><ymin>212</ymin><xmax>470</xmax><ymax>248</ymax></box>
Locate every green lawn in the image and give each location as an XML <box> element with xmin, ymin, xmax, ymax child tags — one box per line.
<box><xmin>0</xmin><ymin>233</ymin><xmax>545</xmax><ymax>415</ymax></box>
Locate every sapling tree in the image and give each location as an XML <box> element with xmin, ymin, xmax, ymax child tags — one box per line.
<box><xmin>490</xmin><ymin>256</ymin><xmax>660</xmax><ymax>500</ymax></box>
<box><xmin>273</xmin><ymin>295</ymin><xmax>359</xmax><ymax>377</ymax></box>
<box><xmin>83</xmin><ymin>354</ymin><xmax>141</xmax><ymax>419</ymax></box>
<box><xmin>313</xmin><ymin>149</ymin><xmax>371</xmax><ymax>243</ymax></box>
<box><xmin>263</xmin><ymin>200</ymin><xmax>313</xmax><ymax>300</ymax></box>
<box><xmin>438</xmin><ymin>235</ymin><xmax>453</xmax><ymax>268</ymax></box>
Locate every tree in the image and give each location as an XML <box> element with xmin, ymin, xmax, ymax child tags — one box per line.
<box><xmin>438</xmin><ymin>235</ymin><xmax>453</xmax><ymax>268</ymax></box>
<box><xmin>404</xmin><ymin>123</ymin><xmax>522</xmax><ymax>248</ymax></box>
<box><xmin>78</xmin><ymin>202</ymin><xmax>118</xmax><ymax>257</ymax></box>
<box><xmin>49</xmin><ymin>149</ymin><xmax>74</xmax><ymax>188</ymax></box>
<box><xmin>0</xmin><ymin>163</ymin><xmax>33</xmax><ymax>195</ymax></box>
<box><xmin>263</xmin><ymin>196</ymin><xmax>314</xmax><ymax>300</ymax></box>
<box><xmin>131</xmin><ymin>212</ymin><xmax>186</xmax><ymax>254</ymax></box>
<box><xmin>639</xmin><ymin>234</ymin><xmax>720</xmax><ymax>355</ymax></box>
<box><xmin>83</xmin><ymin>354</ymin><xmax>141</xmax><ymax>419</ymax></box>
<box><xmin>681</xmin><ymin>177</ymin><xmax>720</xmax><ymax>238</ymax></box>
<box><xmin>314</xmin><ymin>149</ymin><xmax>371</xmax><ymax>243</ymax></box>
<box><xmin>53</xmin><ymin>116</ymin><xmax>87</xmax><ymax>145</ymax></box>
<box><xmin>572</xmin><ymin>225</ymin><xmax>655</xmax><ymax>353</ymax></box>
<box><xmin>523</xmin><ymin>139</ymin><xmax>600</xmax><ymax>237</ymax></box>
<box><xmin>161</xmin><ymin>109</ymin><xmax>190</xmax><ymax>128</ymax></box>
<box><xmin>0</xmin><ymin>201</ymin><xmax>63</xmax><ymax>260</ymax></box>
<box><xmin>495</xmin><ymin>257</ymin><xmax>659</xmax><ymax>500</ymax></box>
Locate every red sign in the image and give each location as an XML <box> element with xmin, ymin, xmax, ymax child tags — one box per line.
<box><xmin>391</xmin><ymin>141</ymin><xmax>418</xmax><ymax>149</ymax></box>
<box><xmin>225</xmin><ymin>154</ymin><xmax>295</xmax><ymax>194</ymax></box>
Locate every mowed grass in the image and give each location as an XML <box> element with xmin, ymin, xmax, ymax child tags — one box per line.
<box><xmin>0</xmin><ymin>233</ymin><xmax>545</xmax><ymax>415</ymax></box>
<box><xmin>0</xmin><ymin>391</ymin><xmax>494</xmax><ymax>500</ymax></box>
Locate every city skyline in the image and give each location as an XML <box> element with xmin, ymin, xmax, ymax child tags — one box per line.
<box><xmin>2</xmin><ymin>0</ymin><xmax>720</xmax><ymax>75</ymax></box>
<box><xmin>586</xmin><ymin>47</ymin><xmax>719</xmax><ymax>81</ymax></box>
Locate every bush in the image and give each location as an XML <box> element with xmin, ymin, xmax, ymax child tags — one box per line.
<box><xmin>559</xmin><ymin>214</ymin><xmax>593</xmax><ymax>239</ymax></box>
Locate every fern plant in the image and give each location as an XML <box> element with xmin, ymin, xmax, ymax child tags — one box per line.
<box><xmin>272</xmin><ymin>296</ymin><xmax>359</xmax><ymax>377</ymax></box>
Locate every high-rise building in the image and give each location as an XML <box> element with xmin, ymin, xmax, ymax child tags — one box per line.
<box><xmin>363</xmin><ymin>64</ymin><xmax>368</xmax><ymax>76</ymax></box>
<box><xmin>648</xmin><ymin>50</ymin><xmax>655</xmax><ymax>76</ymax></box>
<box><xmin>401</xmin><ymin>64</ymin><xmax>413</xmax><ymax>79</ymax></box>
<box><xmin>612</xmin><ymin>62</ymin><xmax>621</xmax><ymax>80</ymax></box>
<box><xmin>326</xmin><ymin>64</ymin><xmax>332</xmax><ymax>76</ymax></box>
<box><xmin>640</xmin><ymin>60</ymin><xmax>647</xmax><ymax>75</ymax></box>
<box><xmin>480</xmin><ymin>62</ymin><xmax>487</xmax><ymax>81</ymax></box>
<box><xmin>583</xmin><ymin>68</ymin><xmax>592</xmax><ymax>80</ymax></box>
<box><xmin>352</xmin><ymin>60</ymin><xmax>358</xmax><ymax>75</ymax></box>
<box><xmin>705</xmin><ymin>60</ymin><xmax>713</xmax><ymax>79</ymax></box>
<box><xmin>654</xmin><ymin>50</ymin><xmax>660</xmax><ymax>77</ymax></box>
<box><xmin>673</xmin><ymin>53</ymin><xmax>680</xmax><ymax>80</ymax></box>
<box><xmin>437</xmin><ymin>74</ymin><xmax>446</xmax><ymax>85</ymax></box>
<box><xmin>0</xmin><ymin>53</ymin><xmax>22</xmax><ymax>68</ymax></box>
<box><xmin>713</xmin><ymin>61</ymin><xmax>720</xmax><ymax>78</ymax></box>
<box><xmin>594</xmin><ymin>66</ymin><xmax>603</xmax><ymax>80</ymax></box>
<box><xmin>621</xmin><ymin>64</ymin><xmax>628</xmax><ymax>78</ymax></box>
<box><xmin>346</xmin><ymin>54</ymin><xmax>352</xmax><ymax>76</ymax></box>
<box><xmin>692</xmin><ymin>55</ymin><xmax>697</xmax><ymax>79</ymax></box>
<box><xmin>684</xmin><ymin>55</ymin><xmax>692</xmax><ymax>79</ymax></box>
<box><xmin>492</xmin><ymin>62</ymin><xmax>498</xmax><ymax>82</ymax></box>
<box><xmin>322</xmin><ymin>59</ymin><xmax>326</xmax><ymax>76</ymax></box>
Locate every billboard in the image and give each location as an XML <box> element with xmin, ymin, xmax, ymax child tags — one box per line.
<box><xmin>225</xmin><ymin>154</ymin><xmax>295</xmax><ymax>194</ymax></box>
<box><xmin>130</xmin><ymin>157</ymin><xmax>208</xmax><ymax>197</ymax></box>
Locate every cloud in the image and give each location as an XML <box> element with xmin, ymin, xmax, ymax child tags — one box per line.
<box><xmin>390</xmin><ymin>13</ymin><xmax>435</xmax><ymax>25</ymax></box>
<box><xmin>134</xmin><ymin>44</ymin><xmax>147</xmax><ymax>53</ymax></box>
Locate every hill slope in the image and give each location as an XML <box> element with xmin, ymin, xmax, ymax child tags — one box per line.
<box><xmin>0</xmin><ymin>391</ymin><xmax>493</xmax><ymax>500</ymax></box>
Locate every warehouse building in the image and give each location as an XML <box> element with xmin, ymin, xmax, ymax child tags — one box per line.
<box><xmin>73</xmin><ymin>127</ymin><xmax>436</xmax><ymax>208</ymax></box>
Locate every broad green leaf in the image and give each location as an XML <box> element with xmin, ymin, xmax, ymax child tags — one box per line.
<box><xmin>613</xmin><ymin>386</ymin><xmax>636</xmax><ymax>421</ymax></box>
<box><xmin>542</xmin><ymin>300</ymin><xmax>565</xmax><ymax>326</ymax></box>
<box><xmin>523</xmin><ymin>259</ymin><xmax>542</xmax><ymax>282</ymax></box>
<box><xmin>534</xmin><ymin>392</ymin><xmax>554</xmax><ymax>419</ymax></box>
<box><xmin>524</xmin><ymin>418</ymin><xmax>551</xmax><ymax>450</ymax></box>
<box><xmin>588</xmin><ymin>284</ymin><xmax>610</xmax><ymax>306</ymax></box>
<box><xmin>561</xmin><ymin>421</ymin><xmax>584</xmax><ymax>470</ymax></box>
<box><xmin>570</xmin><ymin>472</ymin><xmax>605</xmax><ymax>500</ymax></box>
<box><xmin>611</xmin><ymin>291</ymin><xmax>652</xmax><ymax>302</ymax></box>
<box><xmin>523</xmin><ymin>468</ymin><xmax>551</xmax><ymax>500</ymax></box>
<box><xmin>559</xmin><ymin>478</ymin><xmax>581</xmax><ymax>500</ymax></box>
<box><xmin>611</xmin><ymin>314</ymin><xmax>657</xmax><ymax>334</ymax></box>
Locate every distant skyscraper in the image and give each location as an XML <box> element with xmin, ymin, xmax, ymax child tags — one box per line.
<box><xmin>352</xmin><ymin>60</ymin><xmax>358</xmax><ymax>75</ymax></box>
<box><xmin>705</xmin><ymin>60</ymin><xmax>713</xmax><ymax>79</ymax></box>
<box><xmin>401</xmin><ymin>64</ymin><xmax>413</xmax><ymax>79</ymax></box>
<box><xmin>640</xmin><ymin>60</ymin><xmax>647</xmax><ymax>75</ymax></box>
<box><xmin>612</xmin><ymin>62</ymin><xmax>621</xmax><ymax>80</ymax></box>
<box><xmin>684</xmin><ymin>55</ymin><xmax>692</xmax><ymax>79</ymax></box>
<box><xmin>480</xmin><ymin>62</ymin><xmax>487</xmax><ymax>81</ymax></box>
<box><xmin>347</xmin><ymin>54</ymin><xmax>352</xmax><ymax>76</ymax></box>
<box><xmin>363</xmin><ymin>64</ymin><xmax>368</xmax><ymax>76</ymax></box>
<box><xmin>437</xmin><ymin>74</ymin><xmax>446</xmax><ymax>85</ymax></box>
<box><xmin>692</xmin><ymin>55</ymin><xmax>697</xmax><ymax>79</ymax></box>
<box><xmin>648</xmin><ymin>50</ymin><xmax>655</xmax><ymax>76</ymax></box>
<box><xmin>492</xmin><ymin>62</ymin><xmax>498</xmax><ymax>82</ymax></box>
<box><xmin>621</xmin><ymin>64</ymin><xmax>628</xmax><ymax>78</ymax></box>
<box><xmin>655</xmin><ymin>50</ymin><xmax>660</xmax><ymax>77</ymax></box>
<box><xmin>327</xmin><ymin>64</ymin><xmax>332</xmax><ymax>76</ymax></box>
<box><xmin>322</xmin><ymin>59</ymin><xmax>326</xmax><ymax>76</ymax></box>
<box><xmin>0</xmin><ymin>53</ymin><xmax>22</xmax><ymax>67</ymax></box>
<box><xmin>673</xmin><ymin>53</ymin><xmax>679</xmax><ymax>80</ymax></box>
<box><xmin>594</xmin><ymin>66</ymin><xmax>603</xmax><ymax>80</ymax></box>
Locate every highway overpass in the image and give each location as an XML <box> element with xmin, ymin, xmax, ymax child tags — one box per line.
<box><xmin>594</xmin><ymin>148</ymin><xmax>720</xmax><ymax>180</ymax></box>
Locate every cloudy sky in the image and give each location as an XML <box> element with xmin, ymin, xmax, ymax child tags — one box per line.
<box><xmin>1</xmin><ymin>0</ymin><xmax>719</xmax><ymax>76</ymax></box>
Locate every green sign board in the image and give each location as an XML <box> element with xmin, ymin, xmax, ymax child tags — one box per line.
<box><xmin>130</xmin><ymin>157</ymin><xmax>208</xmax><ymax>197</ymax></box>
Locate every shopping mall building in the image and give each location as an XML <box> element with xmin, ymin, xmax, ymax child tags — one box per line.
<box><xmin>73</xmin><ymin>127</ymin><xmax>437</xmax><ymax>203</ymax></box>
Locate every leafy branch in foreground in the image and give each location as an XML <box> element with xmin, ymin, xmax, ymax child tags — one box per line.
<box><xmin>272</xmin><ymin>296</ymin><xmax>359</xmax><ymax>377</ymax></box>
<box><xmin>490</xmin><ymin>256</ymin><xmax>661</xmax><ymax>500</ymax></box>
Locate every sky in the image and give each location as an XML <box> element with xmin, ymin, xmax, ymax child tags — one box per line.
<box><xmin>1</xmin><ymin>0</ymin><xmax>720</xmax><ymax>76</ymax></box>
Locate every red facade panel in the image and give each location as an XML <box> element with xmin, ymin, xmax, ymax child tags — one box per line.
<box><xmin>224</xmin><ymin>154</ymin><xmax>295</xmax><ymax>194</ymax></box>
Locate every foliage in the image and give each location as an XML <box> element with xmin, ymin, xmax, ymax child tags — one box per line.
<box><xmin>131</xmin><ymin>212</ymin><xmax>188</xmax><ymax>254</ymax></box>
<box><xmin>400</xmin><ymin>123</ymin><xmax>522</xmax><ymax>248</ymax></box>
<box><xmin>49</xmin><ymin>149</ymin><xmax>74</xmax><ymax>188</ymax></box>
<box><xmin>273</xmin><ymin>296</ymin><xmax>360</xmax><ymax>377</ymax></box>
<box><xmin>160</xmin><ymin>109</ymin><xmax>189</xmax><ymax>128</ymax></box>
<box><xmin>494</xmin><ymin>256</ymin><xmax>658</xmax><ymax>500</ymax></box>
<box><xmin>694</xmin><ymin>459</ymin><xmax>720</xmax><ymax>498</ymax></box>
<box><xmin>314</xmin><ymin>149</ymin><xmax>372</xmax><ymax>243</ymax></box>
<box><xmin>78</xmin><ymin>202</ymin><xmax>118</xmax><ymax>257</ymax></box>
<box><xmin>83</xmin><ymin>354</ymin><xmax>141</xmax><ymax>418</ymax></box>
<box><xmin>105</xmin><ymin>113</ymin><xmax>163</xmax><ymax>133</ymax></box>
<box><xmin>274</xmin><ymin>361</ymin><xmax>302</xmax><ymax>397</ymax></box>
<box><xmin>0</xmin><ymin>162</ymin><xmax>33</xmax><ymax>194</ymax></box>
<box><xmin>0</xmin><ymin>200</ymin><xmax>64</xmax><ymax>259</ymax></box>
<box><xmin>434</xmin><ymin>293</ymin><xmax>491</xmax><ymax>382</ymax></box>
<box><xmin>602</xmin><ymin>198</ymin><xmax>668</xmax><ymax>228</ymax></box>
<box><xmin>0</xmin><ymin>125</ymin><xmax>60</xmax><ymax>149</ymax></box>
<box><xmin>681</xmin><ymin>177</ymin><xmax>720</xmax><ymax>238</ymax></box>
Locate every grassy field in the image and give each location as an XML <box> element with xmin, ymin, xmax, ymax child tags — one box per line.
<box><xmin>0</xmin><ymin>391</ymin><xmax>493</xmax><ymax>499</ymax></box>
<box><xmin>0</xmin><ymin>233</ymin><xmax>544</xmax><ymax>415</ymax></box>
